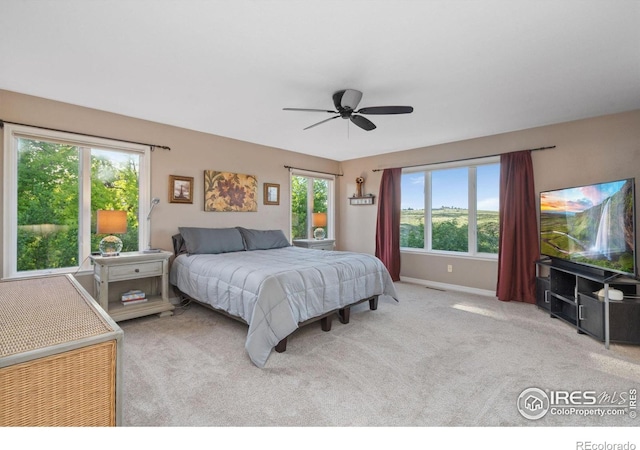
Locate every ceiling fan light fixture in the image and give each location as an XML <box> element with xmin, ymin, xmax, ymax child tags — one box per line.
<box><xmin>334</xmin><ymin>89</ymin><xmax>362</xmax><ymax>111</ymax></box>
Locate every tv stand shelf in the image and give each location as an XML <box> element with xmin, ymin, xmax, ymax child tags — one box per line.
<box><xmin>536</xmin><ymin>258</ymin><xmax>640</xmax><ymax>347</ymax></box>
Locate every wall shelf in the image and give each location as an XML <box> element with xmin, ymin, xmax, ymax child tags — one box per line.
<box><xmin>349</xmin><ymin>196</ymin><xmax>375</xmax><ymax>205</ymax></box>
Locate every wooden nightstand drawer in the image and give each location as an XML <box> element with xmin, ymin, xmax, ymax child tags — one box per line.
<box><xmin>108</xmin><ymin>261</ymin><xmax>163</xmax><ymax>281</ymax></box>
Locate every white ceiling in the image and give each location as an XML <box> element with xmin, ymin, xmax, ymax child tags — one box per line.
<box><xmin>1</xmin><ymin>1</ymin><xmax>639</xmax><ymax>161</ymax></box>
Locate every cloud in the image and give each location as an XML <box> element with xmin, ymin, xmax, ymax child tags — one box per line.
<box><xmin>410</xmin><ymin>175</ymin><xmax>424</xmax><ymax>185</ymax></box>
<box><xmin>541</xmin><ymin>192</ymin><xmax>593</xmax><ymax>213</ymax></box>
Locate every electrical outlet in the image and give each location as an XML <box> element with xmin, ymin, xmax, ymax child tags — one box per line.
<box><xmin>447</xmin><ymin>264</ymin><xmax>453</xmax><ymax>273</ymax></box>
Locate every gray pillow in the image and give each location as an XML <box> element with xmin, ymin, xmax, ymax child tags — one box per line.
<box><xmin>237</xmin><ymin>227</ymin><xmax>290</xmax><ymax>251</ymax></box>
<box><xmin>171</xmin><ymin>233</ymin><xmax>187</xmax><ymax>256</ymax></box>
<box><xmin>178</xmin><ymin>227</ymin><xmax>245</xmax><ymax>254</ymax></box>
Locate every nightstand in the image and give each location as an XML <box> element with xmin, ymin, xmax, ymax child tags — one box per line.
<box><xmin>293</xmin><ymin>239</ymin><xmax>335</xmax><ymax>251</ymax></box>
<box><xmin>90</xmin><ymin>251</ymin><xmax>174</xmax><ymax>322</ymax></box>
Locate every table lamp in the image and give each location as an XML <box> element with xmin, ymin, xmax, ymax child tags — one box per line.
<box><xmin>312</xmin><ymin>212</ymin><xmax>327</xmax><ymax>240</ymax></box>
<box><xmin>96</xmin><ymin>210</ymin><xmax>127</xmax><ymax>256</ymax></box>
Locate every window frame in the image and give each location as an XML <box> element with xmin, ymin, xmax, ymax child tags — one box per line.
<box><xmin>401</xmin><ymin>156</ymin><xmax>500</xmax><ymax>260</ymax></box>
<box><xmin>3</xmin><ymin>123</ymin><xmax>151</xmax><ymax>280</ymax></box>
<box><xmin>289</xmin><ymin>169</ymin><xmax>335</xmax><ymax>240</ymax></box>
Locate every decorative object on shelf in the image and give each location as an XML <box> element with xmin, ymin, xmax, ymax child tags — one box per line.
<box><xmin>350</xmin><ymin>176</ymin><xmax>375</xmax><ymax>205</ymax></box>
<box><xmin>595</xmin><ymin>288</ymin><xmax>624</xmax><ymax>301</ymax></box>
<box><xmin>144</xmin><ymin>197</ymin><xmax>162</xmax><ymax>253</ymax></box>
<box><xmin>263</xmin><ymin>183</ymin><xmax>280</xmax><ymax>205</ymax></box>
<box><xmin>169</xmin><ymin>175</ymin><xmax>194</xmax><ymax>204</ymax></box>
<box><xmin>96</xmin><ymin>210</ymin><xmax>127</xmax><ymax>256</ymax></box>
<box><xmin>349</xmin><ymin>195</ymin><xmax>375</xmax><ymax>205</ymax></box>
<box><xmin>204</xmin><ymin>170</ymin><xmax>258</xmax><ymax>212</ymax></box>
<box><xmin>312</xmin><ymin>212</ymin><xmax>327</xmax><ymax>240</ymax></box>
<box><xmin>356</xmin><ymin>176</ymin><xmax>365</xmax><ymax>197</ymax></box>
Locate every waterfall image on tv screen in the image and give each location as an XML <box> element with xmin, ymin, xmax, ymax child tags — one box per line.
<box><xmin>540</xmin><ymin>178</ymin><xmax>636</xmax><ymax>275</ymax></box>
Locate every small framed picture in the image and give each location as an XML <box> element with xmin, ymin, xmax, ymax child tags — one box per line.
<box><xmin>169</xmin><ymin>175</ymin><xmax>194</xmax><ymax>204</ymax></box>
<box><xmin>263</xmin><ymin>183</ymin><xmax>280</xmax><ymax>205</ymax></box>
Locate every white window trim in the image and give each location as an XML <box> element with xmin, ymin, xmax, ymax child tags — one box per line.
<box><xmin>289</xmin><ymin>169</ymin><xmax>335</xmax><ymax>240</ymax></box>
<box><xmin>402</xmin><ymin>156</ymin><xmax>500</xmax><ymax>260</ymax></box>
<box><xmin>3</xmin><ymin>124</ymin><xmax>151</xmax><ymax>280</ymax></box>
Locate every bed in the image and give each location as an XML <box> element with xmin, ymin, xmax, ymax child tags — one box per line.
<box><xmin>169</xmin><ymin>227</ymin><xmax>398</xmax><ymax>367</ymax></box>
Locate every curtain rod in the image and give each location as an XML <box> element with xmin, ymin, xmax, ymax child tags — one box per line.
<box><xmin>284</xmin><ymin>165</ymin><xmax>343</xmax><ymax>177</ymax></box>
<box><xmin>0</xmin><ymin>119</ymin><xmax>171</xmax><ymax>151</ymax></box>
<box><xmin>371</xmin><ymin>145</ymin><xmax>555</xmax><ymax>172</ymax></box>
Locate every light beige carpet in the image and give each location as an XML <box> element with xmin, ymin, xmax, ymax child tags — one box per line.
<box><xmin>118</xmin><ymin>281</ymin><xmax>640</xmax><ymax>427</ymax></box>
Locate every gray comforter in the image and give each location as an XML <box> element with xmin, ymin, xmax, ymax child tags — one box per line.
<box><xmin>170</xmin><ymin>246</ymin><xmax>397</xmax><ymax>367</ymax></box>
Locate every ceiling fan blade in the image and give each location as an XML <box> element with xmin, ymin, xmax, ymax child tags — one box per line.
<box><xmin>332</xmin><ymin>91</ymin><xmax>345</xmax><ymax>110</ymax></box>
<box><xmin>283</xmin><ymin>108</ymin><xmax>336</xmax><ymax>113</ymax></box>
<box><xmin>356</xmin><ymin>106</ymin><xmax>414</xmax><ymax>115</ymax></box>
<box><xmin>303</xmin><ymin>115</ymin><xmax>340</xmax><ymax>130</ymax></box>
<box><xmin>350</xmin><ymin>114</ymin><xmax>376</xmax><ymax>131</ymax></box>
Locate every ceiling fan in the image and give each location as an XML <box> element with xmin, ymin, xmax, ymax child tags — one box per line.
<box><xmin>283</xmin><ymin>89</ymin><xmax>413</xmax><ymax>131</ymax></box>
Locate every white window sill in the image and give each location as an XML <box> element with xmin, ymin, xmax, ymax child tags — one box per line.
<box><xmin>400</xmin><ymin>247</ymin><xmax>498</xmax><ymax>262</ymax></box>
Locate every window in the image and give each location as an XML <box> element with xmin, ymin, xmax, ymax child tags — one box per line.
<box><xmin>290</xmin><ymin>170</ymin><xmax>334</xmax><ymax>240</ymax></box>
<box><xmin>400</xmin><ymin>157</ymin><xmax>500</xmax><ymax>256</ymax></box>
<box><xmin>3</xmin><ymin>124</ymin><xmax>150</xmax><ymax>279</ymax></box>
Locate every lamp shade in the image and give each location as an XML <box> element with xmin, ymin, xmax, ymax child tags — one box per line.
<box><xmin>312</xmin><ymin>212</ymin><xmax>327</xmax><ymax>228</ymax></box>
<box><xmin>96</xmin><ymin>210</ymin><xmax>127</xmax><ymax>234</ymax></box>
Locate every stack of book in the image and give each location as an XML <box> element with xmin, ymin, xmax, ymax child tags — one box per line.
<box><xmin>121</xmin><ymin>289</ymin><xmax>147</xmax><ymax>305</ymax></box>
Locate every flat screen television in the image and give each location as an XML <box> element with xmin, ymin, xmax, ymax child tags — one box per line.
<box><xmin>539</xmin><ymin>178</ymin><xmax>636</xmax><ymax>277</ymax></box>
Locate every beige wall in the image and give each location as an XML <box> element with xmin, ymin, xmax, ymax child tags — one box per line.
<box><xmin>2</xmin><ymin>89</ymin><xmax>639</xmax><ymax>294</ymax></box>
<box><xmin>338</xmin><ymin>109</ymin><xmax>640</xmax><ymax>291</ymax></box>
<box><xmin>0</xmin><ymin>89</ymin><xmax>340</xmax><ymax>289</ymax></box>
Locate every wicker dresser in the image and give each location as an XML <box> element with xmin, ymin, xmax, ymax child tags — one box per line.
<box><xmin>0</xmin><ymin>274</ymin><xmax>123</xmax><ymax>426</ymax></box>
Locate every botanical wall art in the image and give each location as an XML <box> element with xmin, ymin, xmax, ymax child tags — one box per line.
<box><xmin>169</xmin><ymin>175</ymin><xmax>194</xmax><ymax>204</ymax></box>
<box><xmin>204</xmin><ymin>170</ymin><xmax>258</xmax><ymax>212</ymax></box>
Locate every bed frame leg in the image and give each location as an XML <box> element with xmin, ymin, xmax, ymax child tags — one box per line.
<box><xmin>275</xmin><ymin>337</ymin><xmax>287</xmax><ymax>353</ymax></box>
<box><xmin>338</xmin><ymin>307</ymin><xmax>351</xmax><ymax>324</ymax></box>
<box><xmin>369</xmin><ymin>296</ymin><xmax>379</xmax><ymax>310</ymax></box>
<box><xmin>320</xmin><ymin>315</ymin><xmax>332</xmax><ymax>332</ymax></box>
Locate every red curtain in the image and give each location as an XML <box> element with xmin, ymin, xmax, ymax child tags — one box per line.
<box><xmin>375</xmin><ymin>168</ymin><xmax>401</xmax><ymax>281</ymax></box>
<box><xmin>496</xmin><ymin>150</ymin><xmax>538</xmax><ymax>303</ymax></box>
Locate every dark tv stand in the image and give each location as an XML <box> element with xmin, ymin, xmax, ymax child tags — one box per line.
<box><xmin>535</xmin><ymin>258</ymin><xmax>640</xmax><ymax>347</ymax></box>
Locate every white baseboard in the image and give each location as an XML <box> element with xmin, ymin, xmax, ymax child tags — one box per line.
<box><xmin>399</xmin><ymin>276</ymin><xmax>497</xmax><ymax>298</ymax></box>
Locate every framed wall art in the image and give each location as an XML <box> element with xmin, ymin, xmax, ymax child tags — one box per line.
<box><xmin>263</xmin><ymin>183</ymin><xmax>280</xmax><ymax>205</ymax></box>
<box><xmin>169</xmin><ymin>175</ymin><xmax>194</xmax><ymax>204</ymax></box>
<box><xmin>204</xmin><ymin>170</ymin><xmax>258</xmax><ymax>212</ymax></box>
